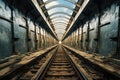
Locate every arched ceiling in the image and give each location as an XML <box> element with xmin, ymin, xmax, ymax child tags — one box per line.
<box><xmin>37</xmin><ymin>0</ymin><xmax>83</xmax><ymax>40</ymax></box>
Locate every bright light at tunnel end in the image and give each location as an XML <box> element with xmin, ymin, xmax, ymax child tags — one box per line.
<box><xmin>59</xmin><ymin>41</ymin><xmax>62</xmax><ymax>44</ymax></box>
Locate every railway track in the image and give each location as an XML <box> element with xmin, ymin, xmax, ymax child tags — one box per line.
<box><xmin>1</xmin><ymin>45</ymin><xmax>120</xmax><ymax>80</ymax></box>
<box><xmin>63</xmin><ymin>46</ymin><xmax>120</xmax><ymax>80</ymax></box>
<box><xmin>0</xmin><ymin>46</ymin><xmax>87</xmax><ymax>80</ymax></box>
<box><xmin>0</xmin><ymin>47</ymin><xmax>58</xmax><ymax>80</ymax></box>
<box><xmin>35</xmin><ymin>46</ymin><xmax>87</xmax><ymax>80</ymax></box>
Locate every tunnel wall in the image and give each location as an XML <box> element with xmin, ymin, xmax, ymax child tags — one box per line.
<box><xmin>89</xmin><ymin>17</ymin><xmax>98</xmax><ymax>53</ymax></box>
<box><xmin>0</xmin><ymin>0</ymin><xmax>56</xmax><ymax>59</ymax></box>
<box><xmin>0</xmin><ymin>0</ymin><xmax>12</xmax><ymax>58</ymax></box>
<box><xmin>99</xmin><ymin>4</ymin><xmax>119</xmax><ymax>56</ymax></box>
<box><xmin>14</xmin><ymin>9</ymin><xmax>28</xmax><ymax>54</ymax></box>
<box><xmin>64</xmin><ymin>3</ymin><xmax>119</xmax><ymax>57</ymax></box>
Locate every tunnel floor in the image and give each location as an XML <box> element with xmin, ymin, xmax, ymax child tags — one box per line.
<box><xmin>0</xmin><ymin>45</ymin><xmax>120</xmax><ymax>80</ymax></box>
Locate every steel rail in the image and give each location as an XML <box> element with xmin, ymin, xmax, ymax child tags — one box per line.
<box><xmin>35</xmin><ymin>46</ymin><xmax>88</xmax><ymax>80</ymax></box>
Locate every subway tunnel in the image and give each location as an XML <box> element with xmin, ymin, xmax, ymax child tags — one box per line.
<box><xmin>0</xmin><ymin>0</ymin><xmax>120</xmax><ymax>80</ymax></box>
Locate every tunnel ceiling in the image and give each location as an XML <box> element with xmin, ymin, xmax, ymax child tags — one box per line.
<box><xmin>37</xmin><ymin>0</ymin><xmax>84</xmax><ymax>40</ymax></box>
<box><xmin>62</xmin><ymin>0</ymin><xmax>116</xmax><ymax>41</ymax></box>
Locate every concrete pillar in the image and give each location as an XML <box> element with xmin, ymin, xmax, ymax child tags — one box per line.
<box><xmin>86</xmin><ymin>21</ymin><xmax>90</xmax><ymax>51</ymax></box>
<box><xmin>95</xmin><ymin>2</ymin><xmax>101</xmax><ymax>53</ymax></box>
<box><xmin>73</xmin><ymin>32</ymin><xmax>76</xmax><ymax>48</ymax></box>
<box><xmin>34</xmin><ymin>24</ymin><xmax>37</xmax><ymax>50</ymax></box>
<box><xmin>39</xmin><ymin>27</ymin><xmax>41</xmax><ymax>49</ymax></box>
<box><xmin>43</xmin><ymin>30</ymin><xmax>46</xmax><ymax>48</ymax></box>
<box><xmin>81</xmin><ymin>25</ymin><xmax>83</xmax><ymax>50</ymax></box>
<box><xmin>78</xmin><ymin>27</ymin><xmax>80</xmax><ymax>49</ymax></box>
<box><xmin>10</xmin><ymin>1</ymin><xmax>16</xmax><ymax>54</ymax></box>
<box><xmin>25</xmin><ymin>17</ymin><xmax>30</xmax><ymax>52</ymax></box>
<box><xmin>115</xmin><ymin>2</ymin><xmax>120</xmax><ymax>58</ymax></box>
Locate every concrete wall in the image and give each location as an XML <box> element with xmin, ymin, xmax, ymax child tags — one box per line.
<box><xmin>14</xmin><ymin>9</ymin><xmax>28</xmax><ymax>54</ymax></box>
<box><xmin>89</xmin><ymin>17</ymin><xmax>98</xmax><ymax>53</ymax></box>
<box><xmin>0</xmin><ymin>0</ymin><xmax>56</xmax><ymax>59</ymax></box>
<box><xmin>64</xmin><ymin>3</ymin><xmax>119</xmax><ymax>57</ymax></box>
<box><xmin>0</xmin><ymin>0</ymin><xmax>12</xmax><ymax>58</ymax></box>
<box><xmin>99</xmin><ymin>4</ymin><xmax>119</xmax><ymax>56</ymax></box>
<box><xmin>84</xmin><ymin>3</ymin><xmax>119</xmax><ymax>56</ymax></box>
<box><xmin>83</xmin><ymin>22</ymin><xmax>87</xmax><ymax>51</ymax></box>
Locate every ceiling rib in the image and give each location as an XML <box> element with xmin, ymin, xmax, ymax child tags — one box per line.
<box><xmin>49</xmin><ymin>12</ymin><xmax>72</xmax><ymax>18</ymax></box>
<box><xmin>44</xmin><ymin>5</ymin><xmax>77</xmax><ymax>13</ymax></box>
<box><xmin>54</xmin><ymin>24</ymin><xmax>67</xmax><ymax>27</ymax></box>
<box><xmin>52</xmin><ymin>20</ymin><xmax>68</xmax><ymax>24</ymax></box>
<box><xmin>52</xmin><ymin>19</ymin><xmax>69</xmax><ymax>22</ymax></box>
<box><xmin>51</xmin><ymin>18</ymin><xmax>69</xmax><ymax>21</ymax></box>
<box><xmin>41</xmin><ymin>0</ymin><xmax>77</xmax><ymax>7</ymax></box>
<box><xmin>39</xmin><ymin>0</ymin><xmax>81</xmax><ymax>40</ymax></box>
<box><xmin>51</xmin><ymin>16</ymin><xmax>70</xmax><ymax>20</ymax></box>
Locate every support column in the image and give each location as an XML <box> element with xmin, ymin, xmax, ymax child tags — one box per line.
<box><xmin>42</xmin><ymin>29</ymin><xmax>44</xmax><ymax>49</ymax></box>
<box><xmin>69</xmin><ymin>36</ymin><xmax>70</xmax><ymax>46</ymax></box>
<box><xmin>34</xmin><ymin>24</ymin><xmax>37</xmax><ymax>50</ymax></box>
<box><xmin>81</xmin><ymin>25</ymin><xmax>83</xmax><ymax>50</ymax></box>
<box><xmin>115</xmin><ymin>3</ymin><xmax>120</xmax><ymax>58</ymax></box>
<box><xmin>74</xmin><ymin>32</ymin><xmax>75</xmax><ymax>48</ymax></box>
<box><xmin>10</xmin><ymin>1</ymin><xmax>15</xmax><ymax>54</ymax></box>
<box><xmin>39</xmin><ymin>27</ymin><xmax>41</xmax><ymax>49</ymax></box>
<box><xmin>86</xmin><ymin>21</ymin><xmax>90</xmax><ymax>51</ymax></box>
<box><xmin>48</xmin><ymin>33</ymin><xmax>50</xmax><ymax>47</ymax></box>
<box><xmin>25</xmin><ymin>17</ymin><xmax>30</xmax><ymax>52</ymax></box>
<box><xmin>78</xmin><ymin>27</ymin><xmax>80</xmax><ymax>49</ymax></box>
<box><xmin>46</xmin><ymin>32</ymin><xmax>48</xmax><ymax>48</ymax></box>
<box><xmin>71</xmin><ymin>33</ymin><xmax>74</xmax><ymax>47</ymax></box>
<box><xmin>95</xmin><ymin>2</ymin><xmax>101</xmax><ymax>53</ymax></box>
<box><xmin>43</xmin><ymin>30</ymin><xmax>46</xmax><ymax>48</ymax></box>
<box><xmin>74</xmin><ymin>32</ymin><xmax>76</xmax><ymax>48</ymax></box>
<box><xmin>75</xmin><ymin>31</ymin><xmax>77</xmax><ymax>48</ymax></box>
